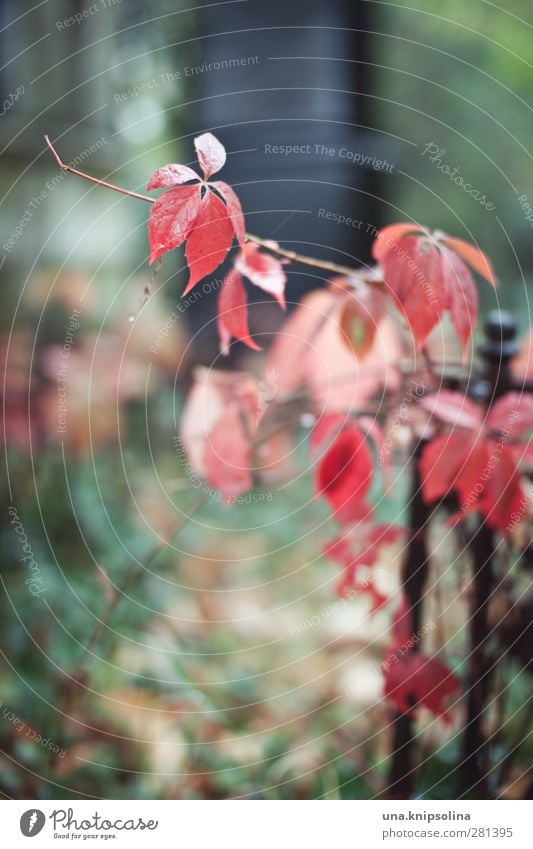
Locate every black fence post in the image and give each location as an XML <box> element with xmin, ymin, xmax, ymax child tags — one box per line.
<box><xmin>386</xmin><ymin>439</ymin><xmax>431</xmax><ymax>799</ymax></box>
<box><xmin>460</xmin><ymin>311</ymin><xmax>518</xmax><ymax>797</ymax></box>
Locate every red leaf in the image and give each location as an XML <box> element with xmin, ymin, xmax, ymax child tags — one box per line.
<box><xmin>480</xmin><ymin>442</ymin><xmax>525</xmax><ymax>532</ymax></box>
<box><xmin>203</xmin><ymin>401</ymin><xmax>253</xmax><ymax>500</ymax></box>
<box><xmin>382</xmin><ymin>235</ymin><xmax>444</xmax><ymax>348</ymax></box>
<box><xmin>180</xmin><ymin>368</ymin><xmax>259</xmax><ymax>478</ymax></box>
<box><xmin>420</xmin><ymin>390</ymin><xmax>483</xmax><ymax>430</ymax></box>
<box><xmin>419</xmin><ymin>433</ymin><xmax>471</xmax><ymax>503</ymax></box>
<box><xmin>194</xmin><ymin>132</ymin><xmax>226</xmax><ymax>179</ymax></box>
<box><xmin>315</xmin><ymin>426</ymin><xmax>373</xmax><ymax>524</ymax></box>
<box><xmin>212</xmin><ymin>181</ymin><xmax>246</xmax><ymax>247</ymax></box>
<box><xmin>441</xmin><ymin>236</ymin><xmax>497</xmax><ymax>286</ymax></box>
<box><xmin>183</xmin><ymin>190</ymin><xmax>235</xmax><ymax>294</ymax></box>
<box><xmin>147</xmin><ymin>163</ymin><xmax>200</xmax><ymax>189</ymax></box>
<box><xmin>148</xmin><ymin>184</ymin><xmax>202</xmax><ymax>264</ymax></box>
<box><xmin>217</xmin><ymin>270</ymin><xmax>261</xmax><ymax>355</ymax></box>
<box><xmin>235</xmin><ymin>243</ymin><xmax>287</xmax><ymax>309</ymax></box>
<box><xmin>440</xmin><ymin>245</ymin><xmax>478</xmax><ymax>355</ymax></box>
<box><xmin>454</xmin><ymin>439</ymin><xmax>488</xmax><ymax>513</ymax></box>
<box><xmin>384</xmin><ymin>653</ymin><xmax>459</xmax><ymax>724</ymax></box>
<box><xmin>488</xmin><ymin>391</ymin><xmax>533</xmax><ymax>435</ymax></box>
<box><xmin>375</xmin><ymin>226</ymin><xmax>495</xmax><ymax>353</ymax></box>
<box><xmin>421</xmin><ymin>434</ymin><xmax>491</xmax><ymax>517</ymax></box>
<box><xmin>266</xmin><ymin>289</ymin><xmax>402</xmax><ymax>413</ymax></box>
<box><xmin>324</xmin><ymin>523</ymin><xmax>402</xmax><ymax>610</ymax></box>
<box><xmin>420</xmin><ymin>433</ymin><xmax>525</xmax><ymax>535</ymax></box>
<box><xmin>337</xmin><ymin>284</ymin><xmax>387</xmax><ymax>359</ymax></box>
<box><xmin>372</xmin><ymin>223</ymin><xmax>425</xmax><ymax>264</ymax></box>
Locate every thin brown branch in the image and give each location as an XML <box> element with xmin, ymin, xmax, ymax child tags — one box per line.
<box><xmin>245</xmin><ymin>233</ymin><xmax>383</xmax><ymax>284</ymax></box>
<box><xmin>44</xmin><ymin>134</ymin><xmax>382</xmax><ymax>283</ymax></box>
<box><xmin>44</xmin><ymin>135</ymin><xmax>155</xmax><ymax>204</ymax></box>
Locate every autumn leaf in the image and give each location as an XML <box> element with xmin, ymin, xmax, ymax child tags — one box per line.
<box><xmin>419</xmin><ymin>388</ymin><xmax>533</xmax><ymax>532</ymax></box>
<box><xmin>420</xmin><ymin>389</ymin><xmax>483</xmax><ymax>430</ymax></box>
<box><xmin>235</xmin><ymin>242</ymin><xmax>287</xmax><ymax>308</ymax></box>
<box><xmin>372</xmin><ymin>224</ymin><xmax>496</xmax><ymax>353</ymax></box>
<box><xmin>488</xmin><ymin>391</ymin><xmax>533</xmax><ymax>435</ymax></box>
<box><xmin>217</xmin><ymin>269</ymin><xmax>261</xmax><ymax>355</ymax></box>
<box><xmin>315</xmin><ymin>426</ymin><xmax>373</xmax><ymax>524</ymax></box>
<box><xmin>440</xmin><ymin>244</ymin><xmax>478</xmax><ymax>353</ymax></box>
<box><xmin>147</xmin><ymin>184</ymin><xmax>202</xmax><ymax>264</ymax></box>
<box><xmin>441</xmin><ymin>236</ymin><xmax>497</xmax><ymax>286</ymax></box>
<box><xmin>147</xmin><ymin>133</ymin><xmax>247</xmax><ymax>287</ymax></box>
<box><xmin>383</xmin><ymin>652</ymin><xmax>460</xmax><ymax>724</ymax></box>
<box><xmin>212</xmin><ymin>181</ymin><xmax>246</xmax><ymax>247</ymax></box>
<box><xmin>267</xmin><ymin>289</ymin><xmax>402</xmax><ymax>412</ymax></box>
<box><xmin>420</xmin><ymin>433</ymin><xmax>525</xmax><ymax>534</ymax></box>
<box><xmin>335</xmin><ymin>280</ymin><xmax>387</xmax><ymax>359</ymax></box>
<box><xmin>324</xmin><ymin>523</ymin><xmax>402</xmax><ymax>609</ymax></box>
<box><xmin>378</xmin><ymin>233</ymin><xmax>443</xmax><ymax>349</ymax></box>
<box><xmin>372</xmin><ymin>223</ymin><xmax>427</xmax><ymax>265</ymax></box>
<box><xmin>204</xmin><ymin>402</ymin><xmax>253</xmax><ymax>500</ymax></box>
<box><xmin>180</xmin><ymin>369</ymin><xmax>261</xmax><ymax>500</ymax></box>
<box><xmin>194</xmin><ymin>132</ymin><xmax>227</xmax><ymax>179</ymax></box>
<box><xmin>147</xmin><ymin>163</ymin><xmax>200</xmax><ymax>189</ymax></box>
<box><xmin>183</xmin><ymin>190</ymin><xmax>234</xmax><ymax>294</ymax></box>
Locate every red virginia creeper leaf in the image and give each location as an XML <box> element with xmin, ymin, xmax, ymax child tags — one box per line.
<box><xmin>325</xmin><ymin>523</ymin><xmax>402</xmax><ymax>610</ymax></box>
<box><xmin>420</xmin><ymin>390</ymin><xmax>483</xmax><ymax>430</ymax></box>
<box><xmin>419</xmin><ymin>433</ymin><xmax>470</xmax><ymax>504</ymax></box>
<box><xmin>488</xmin><ymin>391</ymin><xmax>533</xmax><ymax>435</ymax></box>
<box><xmin>212</xmin><ymin>181</ymin><xmax>246</xmax><ymax>247</ymax></box>
<box><xmin>148</xmin><ymin>184</ymin><xmax>202</xmax><ymax>264</ymax></box>
<box><xmin>183</xmin><ymin>190</ymin><xmax>234</xmax><ymax>294</ymax></box>
<box><xmin>381</xmin><ymin>234</ymin><xmax>443</xmax><ymax>349</ymax></box>
<box><xmin>316</xmin><ymin>426</ymin><xmax>373</xmax><ymax>524</ymax></box>
<box><xmin>180</xmin><ymin>368</ymin><xmax>259</xmax><ymax>478</ymax></box>
<box><xmin>337</xmin><ymin>285</ymin><xmax>387</xmax><ymax>359</ymax></box>
<box><xmin>194</xmin><ymin>132</ymin><xmax>226</xmax><ymax>179</ymax></box>
<box><xmin>383</xmin><ymin>653</ymin><xmax>459</xmax><ymax>724</ymax></box>
<box><xmin>375</xmin><ymin>225</ymin><xmax>493</xmax><ymax>353</ymax></box>
<box><xmin>147</xmin><ymin>163</ymin><xmax>200</xmax><ymax>189</ymax></box>
<box><xmin>441</xmin><ymin>236</ymin><xmax>497</xmax><ymax>287</ymax></box>
<box><xmin>217</xmin><ymin>270</ymin><xmax>261</xmax><ymax>355</ymax></box>
<box><xmin>372</xmin><ymin>223</ymin><xmax>425</xmax><ymax>264</ymax></box>
<box><xmin>203</xmin><ymin>401</ymin><xmax>253</xmax><ymax>500</ymax></box>
<box><xmin>235</xmin><ymin>243</ymin><xmax>287</xmax><ymax>309</ymax></box>
<box><xmin>267</xmin><ymin>289</ymin><xmax>402</xmax><ymax>412</ymax></box>
<box><xmin>440</xmin><ymin>245</ymin><xmax>478</xmax><ymax>355</ymax></box>
<box><xmin>420</xmin><ymin>434</ymin><xmax>525</xmax><ymax>535</ymax></box>
<box><xmin>482</xmin><ymin>444</ymin><xmax>525</xmax><ymax>532</ymax></box>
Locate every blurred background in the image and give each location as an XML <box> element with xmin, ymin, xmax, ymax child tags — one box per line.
<box><xmin>1</xmin><ymin>0</ymin><xmax>533</xmax><ymax>799</ymax></box>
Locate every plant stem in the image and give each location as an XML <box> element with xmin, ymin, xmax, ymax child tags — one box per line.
<box><xmin>44</xmin><ymin>135</ymin><xmax>155</xmax><ymax>204</ymax></box>
<box><xmin>44</xmin><ymin>135</ymin><xmax>380</xmax><ymax>284</ymax></box>
<box><xmin>244</xmin><ymin>233</ymin><xmax>382</xmax><ymax>283</ymax></box>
